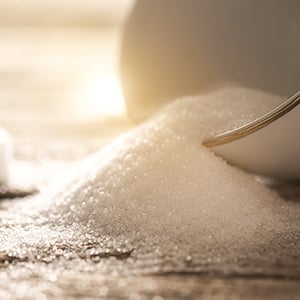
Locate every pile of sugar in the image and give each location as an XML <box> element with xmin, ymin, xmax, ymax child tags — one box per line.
<box><xmin>1</xmin><ymin>88</ymin><xmax>299</xmax><ymax>276</ymax></box>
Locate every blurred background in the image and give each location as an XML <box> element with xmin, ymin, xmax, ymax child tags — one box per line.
<box><xmin>0</xmin><ymin>0</ymin><xmax>135</xmax><ymax>186</ymax></box>
<box><xmin>1</xmin><ymin>1</ymin><xmax>299</xmax><ymax>172</ymax></box>
<box><xmin>0</xmin><ymin>0</ymin><xmax>134</xmax><ymax>124</ymax></box>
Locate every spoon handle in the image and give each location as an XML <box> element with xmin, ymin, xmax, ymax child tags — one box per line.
<box><xmin>203</xmin><ymin>90</ymin><xmax>300</xmax><ymax>148</ymax></box>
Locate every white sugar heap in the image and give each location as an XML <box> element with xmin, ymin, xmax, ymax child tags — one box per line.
<box><xmin>1</xmin><ymin>88</ymin><xmax>299</xmax><ymax>276</ymax></box>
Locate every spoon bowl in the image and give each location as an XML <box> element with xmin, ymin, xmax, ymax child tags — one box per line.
<box><xmin>203</xmin><ymin>91</ymin><xmax>300</xmax><ymax>180</ymax></box>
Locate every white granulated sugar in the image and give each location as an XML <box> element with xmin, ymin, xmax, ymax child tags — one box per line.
<box><xmin>1</xmin><ymin>88</ymin><xmax>299</xmax><ymax>277</ymax></box>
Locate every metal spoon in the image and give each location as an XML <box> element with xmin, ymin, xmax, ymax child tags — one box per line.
<box><xmin>203</xmin><ymin>90</ymin><xmax>300</xmax><ymax>180</ymax></box>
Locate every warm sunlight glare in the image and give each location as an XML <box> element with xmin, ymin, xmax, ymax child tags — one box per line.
<box><xmin>74</xmin><ymin>74</ymin><xmax>126</xmax><ymax>118</ymax></box>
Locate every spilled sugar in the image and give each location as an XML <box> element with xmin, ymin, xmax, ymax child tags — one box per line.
<box><xmin>0</xmin><ymin>88</ymin><xmax>299</xmax><ymax>277</ymax></box>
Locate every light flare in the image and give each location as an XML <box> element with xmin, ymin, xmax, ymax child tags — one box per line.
<box><xmin>74</xmin><ymin>74</ymin><xmax>126</xmax><ymax>118</ymax></box>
